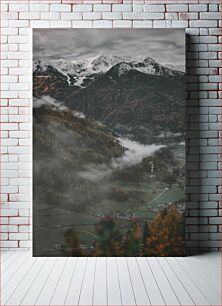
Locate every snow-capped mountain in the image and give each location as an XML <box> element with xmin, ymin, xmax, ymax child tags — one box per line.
<box><xmin>34</xmin><ymin>55</ymin><xmax>184</xmax><ymax>88</ymax></box>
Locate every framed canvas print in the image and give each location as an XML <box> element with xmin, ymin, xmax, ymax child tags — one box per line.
<box><xmin>33</xmin><ymin>29</ymin><xmax>186</xmax><ymax>257</ymax></box>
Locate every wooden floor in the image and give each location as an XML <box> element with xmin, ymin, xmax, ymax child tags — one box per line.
<box><xmin>1</xmin><ymin>251</ymin><xmax>220</xmax><ymax>306</ymax></box>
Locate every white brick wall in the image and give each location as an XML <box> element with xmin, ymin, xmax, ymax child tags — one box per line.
<box><xmin>1</xmin><ymin>0</ymin><xmax>221</xmax><ymax>252</ymax></box>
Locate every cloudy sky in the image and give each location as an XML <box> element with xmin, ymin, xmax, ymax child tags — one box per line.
<box><xmin>33</xmin><ymin>29</ymin><xmax>185</xmax><ymax>70</ymax></box>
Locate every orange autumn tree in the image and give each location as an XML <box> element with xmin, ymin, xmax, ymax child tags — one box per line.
<box><xmin>144</xmin><ymin>204</ymin><xmax>185</xmax><ymax>256</ymax></box>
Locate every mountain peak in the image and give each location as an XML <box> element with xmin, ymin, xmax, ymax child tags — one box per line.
<box><xmin>34</xmin><ymin>55</ymin><xmax>185</xmax><ymax>88</ymax></box>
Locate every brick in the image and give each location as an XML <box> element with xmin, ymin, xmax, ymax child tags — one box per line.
<box><xmin>9</xmin><ymin>20</ymin><xmax>29</xmax><ymax>28</ymax></box>
<box><xmin>143</xmin><ymin>21</ymin><xmax>153</xmax><ymax>28</ymax></box>
<box><xmin>143</xmin><ymin>5</ymin><xmax>165</xmax><ymax>12</ymax></box>
<box><xmin>19</xmin><ymin>226</ymin><xmax>30</xmax><ymax>233</ymax></box>
<box><xmin>165</xmin><ymin>13</ymin><xmax>178</xmax><ymax>20</ymax></box>
<box><xmin>199</xmin><ymin>28</ymin><xmax>209</xmax><ymax>36</ymax></box>
<box><xmin>153</xmin><ymin>20</ymin><xmax>172</xmax><ymax>28</ymax></box>
<box><xmin>0</xmin><ymin>217</ymin><xmax>9</xmax><ymax>225</ymax></box>
<box><xmin>133</xmin><ymin>5</ymin><xmax>143</xmax><ymax>12</ymax></box>
<box><xmin>19</xmin><ymin>209</ymin><xmax>30</xmax><ymax>217</ymax></box>
<box><xmin>209</xmin><ymin>60</ymin><xmax>221</xmax><ymax>68</ymax></box>
<box><xmin>2</xmin><ymin>123</ymin><xmax>18</xmax><ymax>131</ymax></box>
<box><xmin>200</xmin><ymin>12</ymin><xmax>221</xmax><ymax>19</ymax></box>
<box><xmin>1</xmin><ymin>225</ymin><xmax>18</xmax><ymax>233</ymax></box>
<box><xmin>172</xmin><ymin>20</ymin><xmax>188</xmax><ymax>28</ymax></box>
<box><xmin>94</xmin><ymin>4</ymin><xmax>111</xmax><ymax>11</ymax></box>
<box><xmin>9</xmin><ymin>233</ymin><xmax>29</xmax><ymax>240</ymax></box>
<box><xmin>102</xmin><ymin>12</ymin><xmax>122</xmax><ymax>19</ymax></box>
<box><xmin>199</xmin><ymin>36</ymin><xmax>217</xmax><ymax>44</ymax></box>
<box><xmin>2</xmin><ymin>28</ymin><xmax>18</xmax><ymax>36</ymax></box>
<box><xmin>200</xmin><ymin>202</ymin><xmax>218</xmax><ymax>209</ymax></box>
<box><xmin>9</xmin><ymin>115</ymin><xmax>29</xmax><ymax>123</ymax></box>
<box><xmin>0</xmin><ymin>241</ymin><xmax>18</xmax><ymax>248</ymax></box>
<box><xmin>72</xmin><ymin>20</ymin><xmax>93</xmax><ymax>28</ymax></box>
<box><xmin>50</xmin><ymin>21</ymin><xmax>71</xmax><ymax>28</ymax></box>
<box><xmin>209</xmin><ymin>217</ymin><xmax>222</xmax><ymax>225</ymax></box>
<box><xmin>83</xmin><ymin>12</ymin><xmax>102</xmax><ymax>20</ymax></box>
<box><xmin>30</xmin><ymin>21</ymin><xmax>50</xmax><ymax>28</ymax></box>
<box><xmin>2</xmin><ymin>170</ymin><xmax>18</xmax><ymax>178</ymax></box>
<box><xmin>50</xmin><ymin>4</ymin><xmax>71</xmax><ymax>12</ymax></box>
<box><xmin>2</xmin><ymin>60</ymin><xmax>18</xmax><ymax>68</ymax></box>
<box><xmin>209</xmin><ymin>4</ymin><xmax>219</xmax><ymax>12</ymax></box>
<box><xmin>8</xmin><ymin>44</ymin><xmax>18</xmax><ymax>52</ymax></box>
<box><xmin>9</xmin><ymin>217</ymin><xmax>29</xmax><ymax>225</ymax></box>
<box><xmin>93</xmin><ymin>20</ymin><xmax>112</xmax><ymax>28</ymax></box>
<box><xmin>19</xmin><ymin>241</ymin><xmax>31</xmax><ymax>248</ymax></box>
<box><xmin>8</xmin><ymin>36</ymin><xmax>30</xmax><ymax>44</ymax></box>
<box><xmin>19</xmin><ymin>123</ymin><xmax>31</xmax><ymax>131</ymax></box>
<box><xmin>190</xmin><ymin>20</ymin><xmax>218</xmax><ymax>28</ymax></box>
<box><xmin>8</xmin><ymin>146</ymin><xmax>30</xmax><ymax>154</ymax></box>
<box><xmin>19</xmin><ymin>12</ymin><xmax>40</xmax><ymax>20</ymax></box>
<box><xmin>9</xmin><ymin>4</ymin><xmax>28</xmax><ymax>12</ymax></box>
<box><xmin>209</xmin><ymin>28</ymin><xmax>221</xmax><ymax>36</ymax></box>
<box><xmin>112</xmin><ymin>4</ymin><xmax>132</xmax><ymax>12</ymax></box>
<box><xmin>29</xmin><ymin>4</ymin><xmax>49</xmax><ymax>12</ymax></box>
<box><xmin>179</xmin><ymin>13</ymin><xmax>198</xmax><ymax>20</ymax></box>
<box><xmin>133</xmin><ymin>20</ymin><xmax>143</xmax><ymax>28</ymax></box>
<box><xmin>1</xmin><ymin>4</ymin><xmax>8</xmax><ymax>12</ymax></box>
<box><xmin>113</xmin><ymin>20</ymin><xmax>132</xmax><ymax>27</ymax></box>
<box><xmin>189</xmin><ymin>4</ymin><xmax>207</xmax><ymax>12</ymax></box>
<box><xmin>9</xmin><ymin>99</ymin><xmax>29</xmax><ymax>107</ymax></box>
<box><xmin>166</xmin><ymin>5</ymin><xmax>188</xmax><ymax>12</ymax></box>
<box><xmin>61</xmin><ymin>13</ymin><xmax>82</xmax><ymax>20</ymax></box>
<box><xmin>41</xmin><ymin>12</ymin><xmax>60</xmax><ymax>20</ymax></box>
<box><xmin>73</xmin><ymin>4</ymin><xmax>92</xmax><ymax>12</ymax></box>
<box><xmin>123</xmin><ymin>12</ymin><xmax>164</xmax><ymax>19</ymax></box>
<box><xmin>9</xmin><ymin>68</ymin><xmax>31</xmax><ymax>75</ymax></box>
<box><xmin>1</xmin><ymin>208</ymin><xmax>18</xmax><ymax>216</ymax></box>
<box><xmin>1</xmin><ymin>138</ymin><xmax>18</xmax><ymax>146</ymax></box>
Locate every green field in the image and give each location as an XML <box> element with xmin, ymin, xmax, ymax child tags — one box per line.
<box><xmin>149</xmin><ymin>187</ymin><xmax>185</xmax><ymax>206</ymax></box>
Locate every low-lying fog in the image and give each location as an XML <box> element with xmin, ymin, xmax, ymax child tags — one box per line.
<box><xmin>78</xmin><ymin>137</ymin><xmax>165</xmax><ymax>181</ymax></box>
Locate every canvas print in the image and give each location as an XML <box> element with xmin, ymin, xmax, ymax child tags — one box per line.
<box><xmin>33</xmin><ymin>29</ymin><xmax>186</xmax><ymax>257</ymax></box>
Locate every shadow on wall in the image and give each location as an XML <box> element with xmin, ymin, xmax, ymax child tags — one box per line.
<box><xmin>185</xmin><ymin>34</ymin><xmax>201</xmax><ymax>255</ymax></box>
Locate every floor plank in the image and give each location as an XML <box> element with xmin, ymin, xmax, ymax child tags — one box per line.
<box><xmin>2</xmin><ymin>252</ymin><xmax>22</xmax><ymax>273</ymax></box>
<box><xmin>157</xmin><ymin>258</ymin><xmax>195</xmax><ymax>305</ymax></box>
<box><xmin>147</xmin><ymin>258</ymin><xmax>179</xmax><ymax>305</ymax></box>
<box><xmin>195</xmin><ymin>253</ymin><xmax>220</xmax><ymax>275</ymax></box>
<box><xmin>117</xmin><ymin>257</ymin><xmax>136</xmax><ymax>305</ymax></box>
<box><xmin>93</xmin><ymin>257</ymin><xmax>107</xmax><ymax>306</ymax></box>
<box><xmin>186</xmin><ymin>256</ymin><xmax>220</xmax><ymax>293</ymax></box>
<box><xmin>176</xmin><ymin>257</ymin><xmax>220</xmax><ymax>305</ymax></box>
<box><xmin>21</xmin><ymin>258</ymin><xmax>56</xmax><ymax>305</ymax></box>
<box><xmin>127</xmin><ymin>257</ymin><xmax>150</xmax><ymax>305</ymax></box>
<box><xmin>78</xmin><ymin>257</ymin><xmax>96</xmax><ymax>306</ymax></box>
<box><xmin>107</xmin><ymin>258</ymin><xmax>122</xmax><ymax>306</ymax></box>
<box><xmin>5</xmin><ymin>258</ymin><xmax>46</xmax><ymax>305</ymax></box>
<box><xmin>35</xmin><ymin>258</ymin><xmax>67</xmax><ymax>305</ymax></box>
<box><xmin>50</xmin><ymin>257</ymin><xmax>77</xmax><ymax>305</ymax></box>
<box><xmin>0</xmin><ymin>251</ymin><xmax>14</xmax><ymax>263</ymax></box>
<box><xmin>2</xmin><ymin>257</ymin><xmax>37</xmax><ymax>305</ymax></box>
<box><xmin>167</xmin><ymin>257</ymin><xmax>210</xmax><ymax>305</ymax></box>
<box><xmin>1</xmin><ymin>252</ymin><xmax>30</xmax><ymax>289</ymax></box>
<box><xmin>137</xmin><ymin>257</ymin><xmax>165</xmax><ymax>305</ymax></box>
<box><xmin>64</xmin><ymin>257</ymin><xmax>87</xmax><ymax>305</ymax></box>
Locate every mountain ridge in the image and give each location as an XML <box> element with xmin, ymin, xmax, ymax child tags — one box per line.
<box><xmin>34</xmin><ymin>55</ymin><xmax>185</xmax><ymax>88</ymax></box>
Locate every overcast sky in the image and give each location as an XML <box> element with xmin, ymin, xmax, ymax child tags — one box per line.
<box><xmin>33</xmin><ymin>29</ymin><xmax>185</xmax><ymax>69</ymax></box>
